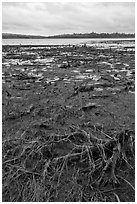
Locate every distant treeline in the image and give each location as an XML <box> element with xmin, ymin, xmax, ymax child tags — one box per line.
<box><xmin>2</xmin><ymin>33</ymin><xmax>46</xmax><ymax>39</ymax></box>
<box><xmin>3</xmin><ymin>32</ymin><xmax>135</xmax><ymax>39</ymax></box>
<box><xmin>47</xmin><ymin>32</ymin><xmax>135</xmax><ymax>39</ymax></box>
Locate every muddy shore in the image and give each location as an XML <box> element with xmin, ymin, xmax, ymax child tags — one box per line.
<box><xmin>2</xmin><ymin>41</ymin><xmax>135</xmax><ymax>201</ymax></box>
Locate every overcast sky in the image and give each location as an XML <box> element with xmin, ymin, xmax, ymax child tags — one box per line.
<box><xmin>2</xmin><ymin>2</ymin><xmax>135</xmax><ymax>36</ymax></box>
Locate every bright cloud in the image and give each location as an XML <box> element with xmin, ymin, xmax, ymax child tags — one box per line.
<box><xmin>2</xmin><ymin>2</ymin><xmax>135</xmax><ymax>36</ymax></box>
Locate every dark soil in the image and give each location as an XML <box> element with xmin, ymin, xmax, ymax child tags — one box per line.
<box><xmin>2</xmin><ymin>41</ymin><xmax>135</xmax><ymax>202</ymax></box>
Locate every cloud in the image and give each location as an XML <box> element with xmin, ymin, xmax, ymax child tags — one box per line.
<box><xmin>2</xmin><ymin>2</ymin><xmax>135</xmax><ymax>35</ymax></box>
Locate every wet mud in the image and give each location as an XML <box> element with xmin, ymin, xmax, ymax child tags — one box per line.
<box><xmin>2</xmin><ymin>40</ymin><xmax>135</xmax><ymax>202</ymax></box>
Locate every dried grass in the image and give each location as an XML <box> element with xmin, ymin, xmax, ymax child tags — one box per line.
<box><xmin>2</xmin><ymin>126</ymin><xmax>134</xmax><ymax>202</ymax></box>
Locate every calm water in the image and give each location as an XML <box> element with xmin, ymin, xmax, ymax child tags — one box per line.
<box><xmin>2</xmin><ymin>38</ymin><xmax>135</xmax><ymax>46</ymax></box>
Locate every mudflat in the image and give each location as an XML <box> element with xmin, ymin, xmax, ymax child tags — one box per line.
<box><xmin>2</xmin><ymin>41</ymin><xmax>135</xmax><ymax>202</ymax></box>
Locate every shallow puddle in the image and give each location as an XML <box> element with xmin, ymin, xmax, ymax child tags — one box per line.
<box><xmin>20</xmin><ymin>60</ymin><xmax>33</xmax><ymax>65</ymax></box>
<box><xmin>94</xmin><ymin>88</ymin><xmax>104</xmax><ymax>92</ymax></box>
<box><xmin>111</xmin><ymin>69</ymin><xmax>119</xmax><ymax>73</ymax></box>
<box><xmin>106</xmin><ymin>87</ymin><xmax>121</xmax><ymax>91</ymax></box>
<box><xmin>34</xmin><ymin>57</ymin><xmax>54</xmax><ymax>64</ymax></box>
<box><xmin>129</xmin><ymin>91</ymin><xmax>135</xmax><ymax>94</ymax></box>
<box><xmin>126</xmin><ymin>70</ymin><xmax>134</xmax><ymax>77</ymax></box>
<box><xmin>123</xmin><ymin>63</ymin><xmax>129</xmax><ymax>67</ymax></box>
<box><xmin>99</xmin><ymin>61</ymin><xmax>113</xmax><ymax>68</ymax></box>
<box><xmin>75</xmin><ymin>74</ymin><xmax>89</xmax><ymax>79</ymax></box>
<box><xmin>71</xmin><ymin>70</ymin><xmax>80</xmax><ymax>73</ymax></box>
<box><xmin>92</xmin><ymin>75</ymin><xmax>101</xmax><ymax>81</ymax></box>
<box><xmin>85</xmin><ymin>69</ymin><xmax>93</xmax><ymax>72</ymax></box>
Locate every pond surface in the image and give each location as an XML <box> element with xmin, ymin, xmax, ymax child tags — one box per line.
<box><xmin>2</xmin><ymin>38</ymin><xmax>135</xmax><ymax>46</ymax></box>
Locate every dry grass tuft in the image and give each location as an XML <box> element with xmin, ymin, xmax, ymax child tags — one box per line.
<box><xmin>2</xmin><ymin>127</ymin><xmax>135</xmax><ymax>202</ymax></box>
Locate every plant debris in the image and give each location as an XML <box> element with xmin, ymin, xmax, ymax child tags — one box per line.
<box><xmin>2</xmin><ymin>40</ymin><xmax>135</xmax><ymax>202</ymax></box>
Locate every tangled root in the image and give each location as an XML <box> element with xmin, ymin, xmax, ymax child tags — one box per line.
<box><xmin>2</xmin><ymin>128</ymin><xmax>134</xmax><ymax>201</ymax></box>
